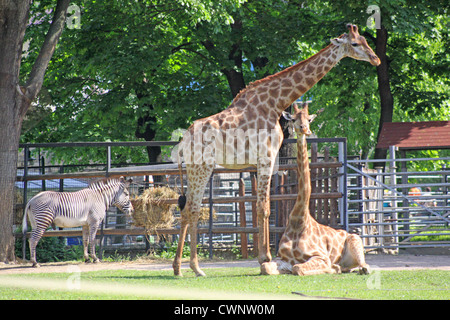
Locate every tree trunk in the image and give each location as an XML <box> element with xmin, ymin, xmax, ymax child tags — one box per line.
<box><xmin>135</xmin><ymin>111</ymin><xmax>161</xmax><ymax>163</ymax></box>
<box><xmin>374</xmin><ymin>26</ymin><xmax>393</xmax><ymax>163</ymax></box>
<box><xmin>0</xmin><ymin>0</ymin><xmax>69</xmax><ymax>263</ymax></box>
<box><xmin>135</xmin><ymin>87</ymin><xmax>162</xmax><ymax>164</ymax></box>
<box><xmin>0</xmin><ymin>0</ymin><xmax>31</xmax><ymax>264</ymax></box>
<box><xmin>0</xmin><ymin>108</ymin><xmax>24</xmax><ymax>263</ymax></box>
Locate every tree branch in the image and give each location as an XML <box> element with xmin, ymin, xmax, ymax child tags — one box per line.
<box><xmin>24</xmin><ymin>0</ymin><xmax>70</xmax><ymax>107</ymax></box>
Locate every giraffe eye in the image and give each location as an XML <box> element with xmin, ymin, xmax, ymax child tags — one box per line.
<box><xmin>351</xmin><ymin>42</ymin><xmax>359</xmax><ymax>47</ymax></box>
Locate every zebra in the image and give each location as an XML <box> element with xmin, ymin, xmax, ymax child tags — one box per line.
<box><xmin>22</xmin><ymin>176</ymin><xmax>134</xmax><ymax>267</ymax></box>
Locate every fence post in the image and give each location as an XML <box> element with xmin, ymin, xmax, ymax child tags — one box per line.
<box><xmin>338</xmin><ymin>140</ymin><xmax>348</xmax><ymax>230</ymax></box>
<box><xmin>310</xmin><ymin>142</ymin><xmax>318</xmax><ymax>219</ymax></box>
<box><xmin>389</xmin><ymin>145</ymin><xmax>399</xmax><ymax>249</ymax></box>
<box><xmin>239</xmin><ymin>178</ymin><xmax>248</xmax><ymax>259</ymax></box>
<box><xmin>251</xmin><ymin>174</ymin><xmax>258</xmax><ymax>255</ymax></box>
<box><xmin>40</xmin><ymin>155</ymin><xmax>46</xmax><ymax>191</ymax></box>
<box><xmin>443</xmin><ymin>164</ymin><xmax>448</xmax><ymax>221</ymax></box>
<box><xmin>208</xmin><ymin>174</ymin><xmax>214</xmax><ymax>259</ymax></box>
<box><xmin>59</xmin><ymin>165</ymin><xmax>64</xmax><ymax>192</ymax></box>
<box><xmin>22</xmin><ymin>145</ymin><xmax>29</xmax><ymax>260</ymax></box>
<box><xmin>375</xmin><ymin>167</ymin><xmax>384</xmax><ymax>246</ymax></box>
<box><xmin>400</xmin><ymin>150</ymin><xmax>409</xmax><ymax>241</ymax></box>
<box><xmin>106</xmin><ymin>145</ymin><xmax>111</xmax><ymax>177</ymax></box>
<box><xmin>99</xmin><ymin>145</ymin><xmax>112</xmax><ymax>260</ymax></box>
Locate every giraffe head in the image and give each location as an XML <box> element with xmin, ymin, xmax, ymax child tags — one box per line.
<box><xmin>331</xmin><ymin>24</ymin><xmax>381</xmax><ymax>66</ymax></box>
<box><xmin>282</xmin><ymin>103</ymin><xmax>317</xmax><ymax>136</ymax></box>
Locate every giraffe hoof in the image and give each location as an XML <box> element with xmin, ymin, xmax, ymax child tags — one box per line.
<box><xmin>359</xmin><ymin>265</ymin><xmax>371</xmax><ymax>275</ymax></box>
<box><xmin>261</xmin><ymin>262</ymin><xmax>279</xmax><ymax>275</ymax></box>
<box><xmin>292</xmin><ymin>266</ymin><xmax>305</xmax><ymax>276</ymax></box>
<box><xmin>195</xmin><ymin>271</ymin><xmax>206</xmax><ymax>277</ymax></box>
<box><xmin>32</xmin><ymin>262</ymin><xmax>40</xmax><ymax>268</ymax></box>
<box><xmin>258</xmin><ymin>255</ymin><xmax>272</xmax><ymax>265</ymax></box>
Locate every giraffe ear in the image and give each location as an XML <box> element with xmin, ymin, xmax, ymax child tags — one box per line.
<box><xmin>308</xmin><ymin>114</ymin><xmax>317</xmax><ymax>123</ymax></box>
<box><xmin>331</xmin><ymin>37</ymin><xmax>345</xmax><ymax>46</ymax></box>
<box><xmin>282</xmin><ymin>111</ymin><xmax>294</xmax><ymax>121</ymax></box>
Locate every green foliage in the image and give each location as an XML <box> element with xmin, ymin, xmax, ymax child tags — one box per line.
<box><xmin>409</xmin><ymin>227</ymin><xmax>450</xmax><ymax>242</ymax></box>
<box><xmin>149</xmin><ymin>241</ymin><xmax>207</xmax><ymax>259</ymax></box>
<box><xmin>19</xmin><ymin>0</ymin><xmax>450</xmax><ymax>165</ymax></box>
<box><xmin>15</xmin><ymin>236</ymin><xmax>83</xmax><ymax>263</ymax></box>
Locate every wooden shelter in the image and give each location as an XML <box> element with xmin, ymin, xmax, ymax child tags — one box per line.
<box><xmin>376</xmin><ymin>121</ymin><xmax>450</xmax><ymax>151</ymax></box>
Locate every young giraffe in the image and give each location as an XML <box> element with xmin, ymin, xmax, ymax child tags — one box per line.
<box><xmin>261</xmin><ymin>103</ymin><xmax>370</xmax><ymax>276</ymax></box>
<box><xmin>173</xmin><ymin>24</ymin><xmax>380</xmax><ymax>277</ymax></box>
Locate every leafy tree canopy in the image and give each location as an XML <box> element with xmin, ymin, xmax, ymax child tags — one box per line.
<box><xmin>20</xmin><ymin>0</ymin><xmax>449</xmax><ymax>165</ymax></box>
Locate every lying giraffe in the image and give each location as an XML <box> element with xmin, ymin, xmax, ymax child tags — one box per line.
<box><xmin>173</xmin><ymin>24</ymin><xmax>379</xmax><ymax>277</ymax></box>
<box><xmin>261</xmin><ymin>103</ymin><xmax>370</xmax><ymax>276</ymax></box>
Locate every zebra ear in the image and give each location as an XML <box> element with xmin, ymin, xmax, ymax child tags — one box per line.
<box><xmin>127</xmin><ymin>178</ymin><xmax>133</xmax><ymax>184</ymax></box>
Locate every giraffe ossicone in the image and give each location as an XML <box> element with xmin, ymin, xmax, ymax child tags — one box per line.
<box><xmin>172</xmin><ymin>24</ymin><xmax>379</xmax><ymax>277</ymax></box>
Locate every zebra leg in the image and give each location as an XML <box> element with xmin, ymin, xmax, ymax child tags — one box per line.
<box><xmin>88</xmin><ymin>223</ymin><xmax>100</xmax><ymax>263</ymax></box>
<box><xmin>82</xmin><ymin>225</ymin><xmax>90</xmax><ymax>263</ymax></box>
<box><xmin>29</xmin><ymin>228</ymin><xmax>45</xmax><ymax>268</ymax></box>
<box><xmin>29</xmin><ymin>210</ymin><xmax>54</xmax><ymax>268</ymax></box>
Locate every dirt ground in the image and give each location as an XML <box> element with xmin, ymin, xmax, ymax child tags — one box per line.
<box><xmin>1</xmin><ymin>253</ymin><xmax>449</xmax><ymax>275</ymax></box>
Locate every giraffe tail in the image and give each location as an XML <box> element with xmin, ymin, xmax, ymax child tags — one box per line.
<box><xmin>178</xmin><ymin>194</ymin><xmax>186</xmax><ymax>211</ymax></box>
<box><xmin>177</xmin><ymin>160</ymin><xmax>186</xmax><ymax>211</ymax></box>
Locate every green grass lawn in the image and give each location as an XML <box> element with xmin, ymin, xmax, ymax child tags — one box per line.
<box><xmin>1</xmin><ymin>267</ymin><xmax>449</xmax><ymax>300</ymax></box>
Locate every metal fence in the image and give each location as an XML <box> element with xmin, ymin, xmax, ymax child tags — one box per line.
<box><xmin>16</xmin><ymin>140</ymin><xmax>450</xmax><ymax>256</ymax></box>
<box><xmin>16</xmin><ymin>139</ymin><xmax>346</xmax><ymax>258</ymax></box>
<box><xmin>346</xmin><ymin>147</ymin><xmax>450</xmax><ymax>252</ymax></box>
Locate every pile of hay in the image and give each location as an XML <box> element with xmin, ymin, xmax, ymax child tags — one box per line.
<box><xmin>131</xmin><ymin>187</ymin><xmax>178</xmax><ymax>232</ymax></box>
<box><xmin>131</xmin><ymin>187</ymin><xmax>217</xmax><ymax>234</ymax></box>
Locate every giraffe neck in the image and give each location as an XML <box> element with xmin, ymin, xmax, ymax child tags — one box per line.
<box><xmin>247</xmin><ymin>43</ymin><xmax>344</xmax><ymax>115</ymax></box>
<box><xmin>288</xmin><ymin>134</ymin><xmax>312</xmax><ymax>225</ymax></box>
<box><xmin>281</xmin><ymin>43</ymin><xmax>343</xmax><ymax>109</ymax></box>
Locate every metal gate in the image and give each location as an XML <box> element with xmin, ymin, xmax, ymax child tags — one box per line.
<box><xmin>345</xmin><ymin>148</ymin><xmax>450</xmax><ymax>251</ymax></box>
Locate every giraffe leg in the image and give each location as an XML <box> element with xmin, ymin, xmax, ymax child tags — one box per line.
<box><xmin>173</xmin><ymin>217</ymin><xmax>189</xmax><ymax>276</ymax></box>
<box><xmin>340</xmin><ymin>234</ymin><xmax>371</xmax><ymax>275</ymax></box>
<box><xmin>185</xmin><ymin>164</ymin><xmax>213</xmax><ymax>277</ymax></box>
<box><xmin>189</xmin><ymin>215</ymin><xmax>206</xmax><ymax>277</ymax></box>
<box><xmin>292</xmin><ymin>256</ymin><xmax>335</xmax><ymax>276</ymax></box>
<box><xmin>173</xmin><ymin>163</ymin><xmax>213</xmax><ymax>277</ymax></box>
<box><xmin>256</xmin><ymin>163</ymin><xmax>274</xmax><ymax>264</ymax></box>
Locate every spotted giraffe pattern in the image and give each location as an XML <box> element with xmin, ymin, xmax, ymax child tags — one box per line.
<box><xmin>173</xmin><ymin>24</ymin><xmax>379</xmax><ymax>277</ymax></box>
<box><xmin>261</xmin><ymin>104</ymin><xmax>370</xmax><ymax>276</ymax></box>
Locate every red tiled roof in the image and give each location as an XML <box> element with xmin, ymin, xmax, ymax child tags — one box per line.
<box><xmin>376</xmin><ymin>121</ymin><xmax>450</xmax><ymax>150</ymax></box>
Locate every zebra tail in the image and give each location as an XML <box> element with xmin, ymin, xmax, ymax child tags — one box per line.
<box><xmin>22</xmin><ymin>201</ymin><xmax>30</xmax><ymax>235</ymax></box>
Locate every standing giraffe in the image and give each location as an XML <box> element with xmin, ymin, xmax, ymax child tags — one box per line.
<box><xmin>173</xmin><ymin>24</ymin><xmax>380</xmax><ymax>277</ymax></box>
<box><xmin>261</xmin><ymin>103</ymin><xmax>370</xmax><ymax>276</ymax></box>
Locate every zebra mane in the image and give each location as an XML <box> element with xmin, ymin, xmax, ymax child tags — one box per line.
<box><xmin>88</xmin><ymin>178</ymin><xmax>121</xmax><ymax>190</ymax></box>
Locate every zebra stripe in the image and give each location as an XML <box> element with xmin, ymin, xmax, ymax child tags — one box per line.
<box><xmin>23</xmin><ymin>176</ymin><xmax>133</xmax><ymax>267</ymax></box>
